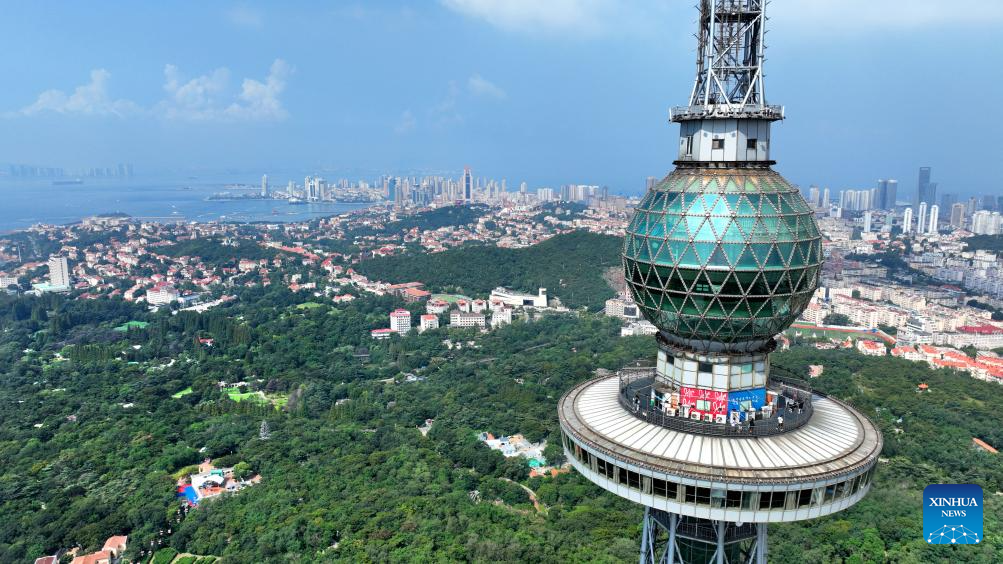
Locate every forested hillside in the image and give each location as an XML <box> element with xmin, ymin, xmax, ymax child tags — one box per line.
<box><xmin>1</xmin><ymin>287</ymin><xmax>1002</xmax><ymax>562</ymax></box>
<box><xmin>355</xmin><ymin>231</ymin><xmax>623</xmax><ymax>310</ymax></box>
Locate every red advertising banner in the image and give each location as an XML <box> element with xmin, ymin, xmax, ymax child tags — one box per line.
<box><xmin>679</xmin><ymin>386</ymin><xmax>728</xmax><ymax>416</ymax></box>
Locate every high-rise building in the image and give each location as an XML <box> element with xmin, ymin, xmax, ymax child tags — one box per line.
<box><xmin>927</xmin><ymin>204</ymin><xmax>939</xmax><ymax>234</ymax></box>
<box><xmin>940</xmin><ymin>193</ymin><xmax>957</xmax><ymax>211</ymax></box>
<box><xmin>863</xmin><ymin>210</ymin><xmax>872</xmax><ymax>233</ymax></box>
<box><xmin>48</xmin><ymin>256</ymin><xmax>70</xmax><ymax>289</ymax></box>
<box><xmin>950</xmin><ymin>203</ymin><xmax>966</xmax><ymax>228</ymax></box>
<box><xmin>903</xmin><ymin>207</ymin><xmax>914</xmax><ymax>234</ymax></box>
<box><xmin>390</xmin><ymin>309</ymin><xmax>411</xmax><ymax>334</ymax></box>
<box><xmin>916</xmin><ymin>167</ymin><xmax>936</xmax><ymax>208</ymax></box>
<box><xmin>838</xmin><ymin>189</ymin><xmax>873</xmax><ymax>211</ymax></box>
<box><xmin>388</xmin><ymin>178</ymin><xmax>399</xmax><ymax>206</ymax></box>
<box><xmin>462</xmin><ymin>166</ymin><xmax>473</xmax><ymax>201</ymax></box>
<box><xmin>875</xmin><ymin>180</ymin><xmax>887</xmax><ymax>210</ymax></box>
<box><xmin>885</xmin><ymin>179</ymin><xmax>898</xmax><ymax>208</ymax></box>
<box><xmin>822</xmin><ymin>187</ymin><xmax>830</xmax><ymax>208</ymax></box>
<box><xmin>918</xmin><ymin>202</ymin><xmax>928</xmax><ymax>235</ymax></box>
<box><xmin>646</xmin><ymin>176</ymin><xmax>658</xmax><ymax>191</ymax></box>
<box><xmin>261</xmin><ymin>174</ymin><xmax>268</xmax><ymax>197</ymax></box>
<box><xmin>982</xmin><ymin>194</ymin><xmax>997</xmax><ymax>212</ymax></box>
<box><xmin>561</xmin><ymin>4</ymin><xmax>880</xmax><ymax>562</ymax></box>
<box><xmin>875</xmin><ymin>179</ymin><xmax>898</xmax><ymax>209</ymax></box>
<box><xmin>972</xmin><ymin>211</ymin><xmax>1002</xmax><ymax>235</ymax></box>
<box><xmin>519</xmin><ymin>181</ymin><xmax>527</xmax><ymax>194</ymax></box>
<box><xmin>808</xmin><ymin>186</ymin><xmax>820</xmax><ymax>208</ymax></box>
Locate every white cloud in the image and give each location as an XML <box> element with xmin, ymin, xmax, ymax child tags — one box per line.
<box><xmin>224</xmin><ymin>59</ymin><xmax>291</xmax><ymax>121</ymax></box>
<box><xmin>467</xmin><ymin>74</ymin><xmax>506</xmax><ymax>99</ymax></box>
<box><xmin>157</xmin><ymin>59</ymin><xmax>290</xmax><ymax>122</ymax></box>
<box><xmin>159</xmin><ymin>65</ymin><xmax>230</xmax><ymax>121</ymax></box>
<box><xmin>225</xmin><ymin>5</ymin><xmax>264</xmax><ymax>29</ymax></box>
<box><xmin>11</xmin><ymin>60</ymin><xmax>291</xmax><ymax>122</ymax></box>
<box><xmin>17</xmin><ymin>69</ymin><xmax>140</xmax><ymax>117</ymax></box>
<box><xmin>440</xmin><ymin>0</ymin><xmax>610</xmax><ymax>35</ymax></box>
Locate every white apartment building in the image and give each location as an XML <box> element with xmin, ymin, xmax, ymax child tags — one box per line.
<box><xmin>390</xmin><ymin>309</ymin><xmax>412</xmax><ymax>334</ymax></box>
<box><xmin>147</xmin><ymin>284</ymin><xmax>179</xmax><ymax>306</ymax></box>
<box><xmin>491</xmin><ymin>307</ymin><xmax>513</xmax><ymax>328</ymax></box>
<box><xmin>48</xmin><ymin>256</ymin><xmax>70</xmax><ymax>289</ymax></box>
<box><xmin>450</xmin><ymin>311</ymin><xmax>486</xmax><ymax>328</ymax></box>
<box><xmin>419</xmin><ymin>314</ymin><xmax>439</xmax><ymax>332</ymax></box>
<box><xmin>604</xmin><ymin>295</ymin><xmax>640</xmax><ymax>319</ymax></box>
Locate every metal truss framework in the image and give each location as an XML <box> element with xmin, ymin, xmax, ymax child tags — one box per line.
<box><xmin>639</xmin><ymin>508</ymin><xmax>766</xmax><ymax>564</ymax></box>
<box><xmin>689</xmin><ymin>0</ymin><xmax>768</xmax><ymax>110</ymax></box>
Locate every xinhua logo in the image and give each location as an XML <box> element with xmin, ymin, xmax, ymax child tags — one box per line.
<box><xmin>923</xmin><ymin>484</ymin><xmax>983</xmax><ymax>545</ymax></box>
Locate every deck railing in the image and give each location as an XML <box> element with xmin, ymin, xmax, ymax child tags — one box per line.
<box><xmin>617</xmin><ymin>367</ymin><xmax>813</xmax><ymax>437</ymax></box>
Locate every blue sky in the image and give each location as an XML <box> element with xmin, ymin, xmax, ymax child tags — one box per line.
<box><xmin>1</xmin><ymin>1</ymin><xmax>1001</xmax><ymax>198</ymax></box>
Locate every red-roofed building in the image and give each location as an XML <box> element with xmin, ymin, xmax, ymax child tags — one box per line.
<box><xmin>427</xmin><ymin>299</ymin><xmax>449</xmax><ymax>314</ymax></box>
<box><xmin>102</xmin><ymin>536</ymin><xmax>127</xmax><ymax>557</ymax></box>
<box><xmin>419</xmin><ymin>314</ymin><xmax>439</xmax><ymax>333</ymax></box>
<box><xmin>958</xmin><ymin>324</ymin><xmax>1003</xmax><ymax>335</ymax></box>
<box><xmin>973</xmin><ymin>437</ymin><xmax>998</xmax><ymax>454</ymax></box>
<box><xmin>403</xmin><ymin>287</ymin><xmax>431</xmax><ymax>303</ymax></box>
<box><xmin>890</xmin><ymin>346</ymin><xmax>924</xmax><ymax>361</ymax></box>
<box><xmin>932</xmin><ymin>358</ymin><xmax>971</xmax><ymax>371</ymax></box>
<box><xmin>856</xmin><ymin>340</ymin><xmax>885</xmax><ymax>356</ymax></box>
<box><xmin>70</xmin><ymin>550</ymin><xmax>112</xmax><ymax>564</ymax></box>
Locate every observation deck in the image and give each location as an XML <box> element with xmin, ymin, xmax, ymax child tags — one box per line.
<box><xmin>619</xmin><ymin>368</ymin><xmax>814</xmax><ymax>438</ymax></box>
<box><xmin>670</xmin><ymin>104</ymin><xmax>784</xmax><ymax>123</ymax></box>
<box><xmin>558</xmin><ymin>372</ymin><xmax>882</xmax><ymax>523</ymax></box>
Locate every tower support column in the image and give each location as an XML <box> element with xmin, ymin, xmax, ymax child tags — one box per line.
<box><xmin>754</xmin><ymin>523</ymin><xmax>767</xmax><ymax>564</ymax></box>
<box><xmin>638</xmin><ymin>509</ymin><xmax>758</xmax><ymax>564</ymax></box>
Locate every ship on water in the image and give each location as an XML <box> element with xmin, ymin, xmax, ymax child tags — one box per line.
<box><xmin>52</xmin><ymin>179</ymin><xmax>84</xmax><ymax>186</ymax></box>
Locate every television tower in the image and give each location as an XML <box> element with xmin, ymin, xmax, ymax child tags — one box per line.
<box><xmin>558</xmin><ymin>2</ymin><xmax>881</xmax><ymax>562</ymax></box>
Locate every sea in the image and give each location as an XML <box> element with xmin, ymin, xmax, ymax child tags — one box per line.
<box><xmin>0</xmin><ymin>173</ymin><xmax>375</xmax><ymax>233</ymax></box>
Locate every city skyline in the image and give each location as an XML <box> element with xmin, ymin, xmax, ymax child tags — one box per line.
<box><xmin>1</xmin><ymin>2</ymin><xmax>1001</xmax><ymax>195</ymax></box>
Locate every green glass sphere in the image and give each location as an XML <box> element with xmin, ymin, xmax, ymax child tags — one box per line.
<box><xmin>623</xmin><ymin>168</ymin><xmax>822</xmax><ymax>348</ymax></box>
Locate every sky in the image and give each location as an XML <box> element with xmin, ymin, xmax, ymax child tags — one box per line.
<box><xmin>1</xmin><ymin>0</ymin><xmax>1001</xmax><ymax>198</ymax></box>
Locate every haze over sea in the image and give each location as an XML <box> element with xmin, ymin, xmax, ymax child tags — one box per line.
<box><xmin>0</xmin><ymin>174</ymin><xmax>372</xmax><ymax>233</ymax></box>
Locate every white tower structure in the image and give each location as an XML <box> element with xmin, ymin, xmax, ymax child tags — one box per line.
<box><xmin>927</xmin><ymin>204</ymin><xmax>939</xmax><ymax>234</ymax></box>
<box><xmin>261</xmin><ymin>174</ymin><xmax>268</xmax><ymax>197</ymax></box>
<box><xmin>903</xmin><ymin>208</ymin><xmax>913</xmax><ymax>234</ymax></box>
<box><xmin>917</xmin><ymin>202</ymin><xmax>928</xmax><ymax>236</ymax></box>
<box><xmin>863</xmin><ymin>211</ymin><xmax>872</xmax><ymax>234</ymax></box>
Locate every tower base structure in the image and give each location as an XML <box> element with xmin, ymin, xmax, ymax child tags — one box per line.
<box><xmin>639</xmin><ymin>508</ymin><xmax>766</xmax><ymax>564</ymax></box>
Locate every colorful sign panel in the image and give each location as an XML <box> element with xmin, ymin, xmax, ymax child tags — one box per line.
<box><xmin>727</xmin><ymin>388</ymin><xmax>766</xmax><ymax>420</ymax></box>
<box><xmin>679</xmin><ymin>386</ymin><xmax>728</xmax><ymax>416</ymax></box>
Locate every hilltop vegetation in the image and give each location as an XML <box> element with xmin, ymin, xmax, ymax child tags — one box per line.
<box><xmin>963</xmin><ymin>234</ymin><xmax>1003</xmax><ymax>253</ymax></box>
<box><xmin>355</xmin><ymin>231</ymin><xmax>623</xmax><ymax>310</ymax></box>
<box><xmin>1</xmin><ymin>276</ymin><xmax>1002</xmax><ymax>562</ymax></box>
<box><xmin>381</xmin><ymin>204</ymin><xmax>489</xmax><ymax>235</ymax></box>
<box><xmin>160</xmin><ymin>239</ymin><xmax>279</xmax><ymax>263</ymax></box>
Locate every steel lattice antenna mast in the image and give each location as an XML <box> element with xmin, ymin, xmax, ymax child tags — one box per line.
<box><xmin>674</xmin><ymin>0</ymin><xmax>782</xmax><ymax>131</ymax></box>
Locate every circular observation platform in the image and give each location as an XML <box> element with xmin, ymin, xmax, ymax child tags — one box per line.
<box><xmin>558</xmin><ymin>373</ymin><xmax>882</xmax><ymax>523</ymax></box>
